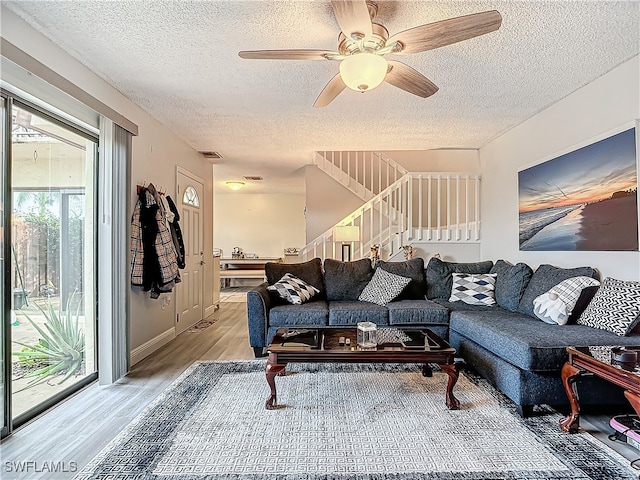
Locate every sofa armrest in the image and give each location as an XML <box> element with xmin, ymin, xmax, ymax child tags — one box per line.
<box><xmin>247</xmin><ymin>282</ymin><xmax>272</xmax><ymax>349</ymax></box>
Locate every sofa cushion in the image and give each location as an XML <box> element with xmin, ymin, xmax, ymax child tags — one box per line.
<box><xmin>328</xmin><ymin>301</ymin><xmax>389</xmax><ymax>326</ymax></box>
<box><xmin>267</xmin><ymin>273</ymin><xmax>320</xmax><ymax>305</ymax></box>
<box><xmin>449</xmin><ymin>273</ymin><xmax>497</xmax><ymax>306</ymax></box>
<box><xmin>358</xmin><ymin>268</ymin><xmax>412</xmax><ymax>306</ymax></box>
<box><xmin>323</xmin><ymin>258</ymin><xmax>373</xmax><ymax>301</ymax></box>
<box><xmin>387</xmin><ymin>300</ymin><xmax>449</xmax><ymax>325</ymax></box>
<box><xmin>577</xmin><ymin>277</ymin><xmax>640</xmax><ymax>336</ymax></box>
<box><xmin>450</xmin><ymin>309</ymin><xmax>640</xmax><ymax>371</ymax></box>
<box><xmin>518</xmin><ymin>264</ymin><xmax>597</xmax><ymax>318</ymax></box>
<box><xmin>266</xmin><ymin>258</ymin><xmax>325</xmax><ymax>300</ymax></box>
<box><xmin>490</xmin><ymin>260</ymin><xmax>533</xmax><ymax>312</ymax></box>
<box><xmin>269</xmin><ymin>300</ymin><xmax>329</xmax><ymax>327</ymax></box>
<box><xmin>377</xmin><ymin>258</ymin><xmax>427</xmax><ymax>300</ymax></box>
<box><xmin>433</xmin><ymin>298</ymin><xmax>498</xmax><ymax>313</ymax></box>
<box><xmin>426</xmin><ymin>257</ymin><xmax>494</xmax><ymax>299</ymax></box>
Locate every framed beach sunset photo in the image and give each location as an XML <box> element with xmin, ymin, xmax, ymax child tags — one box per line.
<box><xmin>518</xmin><ymin>127</ymin><xmax>638</xmax><ymax>251</ymax></box>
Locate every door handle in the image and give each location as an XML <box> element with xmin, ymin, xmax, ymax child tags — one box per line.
<box><xmin>200</xmin><ymin>260</ymin><xmax>206</xmax><ymax>266</ymax></box>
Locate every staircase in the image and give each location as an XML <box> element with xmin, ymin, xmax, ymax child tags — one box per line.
<box><xmin>314</xmin><ymin>150</ymin><xmax>407</xmax><ymax>201</ymax></box>
<box><xmin>300</xmin><ymin>151</ymin><xmax>481</xmax><ymax>262</ymax></box>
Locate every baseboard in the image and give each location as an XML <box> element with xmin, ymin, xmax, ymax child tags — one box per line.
<box><xmin>130</xmin><ymin>328</ymin><xmax>176</xmax><ymax>366</ymax></box>
<box><xmin>204</xmin><ymin>304</ymin><xmax>217</xmax><ymax>317</ymax></box>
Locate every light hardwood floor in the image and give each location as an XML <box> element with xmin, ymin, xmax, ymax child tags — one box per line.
<box><xmin>1</xmin><ymin>294</ymin><xmax>638</xmax><ymax>479</ymax></box>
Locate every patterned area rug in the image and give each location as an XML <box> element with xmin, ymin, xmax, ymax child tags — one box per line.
<box><xmin>75</xmin><ymin>361</ymin><xmax>636</xmax><ymax>479</ymax></box>
<box><xmin>185</xmin><ymin>318</ymin><xmax>218</xmax><ymax>333</ymax></box>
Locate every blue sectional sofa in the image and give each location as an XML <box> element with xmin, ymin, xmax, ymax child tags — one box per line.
<box><xmin>247</xmin><ymin>256</ymin><xmax>640</xmax><ymax>416</ymax></box>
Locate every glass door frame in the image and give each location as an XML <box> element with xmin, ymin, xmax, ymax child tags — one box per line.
<box><xmin>1</xmin><ymin>93</ymin><xmax>10</xmax><ymax>438</ymax></box>
<box><xmin>1</xmin><ymin>90</ymin><xmax>99</xmax><ymax>436</ymax></box>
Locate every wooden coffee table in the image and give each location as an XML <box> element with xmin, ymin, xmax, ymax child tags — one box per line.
<box><xmin>560</xmin><ymin>345</ymin><xmax>640</xmax><ymax>433</ymax></box>
<box><xmin>265</xmin><ymin>327</ymin><xmax>460</xmax><ymax>410</ymax></box>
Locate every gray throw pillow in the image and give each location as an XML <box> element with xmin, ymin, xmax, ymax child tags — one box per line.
<box><xmin>265</xmin><ymin>258</ymin><xmax>325</xmax><ymax>299</ymax></box>
<box><xmin>517</xmin><ymin>264</ymin><xmax>597</xmax><ymax>318</ymax></box>
<box><xmin>377</xmin><ymin>257</ymin><xmax>426</xmax><ymax>300</ymax></box>
<box><xmin>358</xmin><ymin>268</ymin><xmax>412</xmax><ymax>306</ymax></box>
<box><xmin>323</xmin><ymin>258</ymin><xmax>373</xmax><ymax>301</ymax></box>
<box><xmin>425</xmin><ymin>257</ymin><xmax>494</xmax><ymax>299</ymax></box>
<box><xmin>490</xmin><ymin>259</ymin><xmax>533</xmax><ymax>312</ymax></box>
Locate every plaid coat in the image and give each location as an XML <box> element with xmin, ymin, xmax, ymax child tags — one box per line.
<box><xmin>130</xmin><ymin>185</ymin><xmax>180</xmax><ymax>296</ymax></box>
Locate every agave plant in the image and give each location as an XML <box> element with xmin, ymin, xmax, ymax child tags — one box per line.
<box><xmin>12</xmin><ymin>299</ymin><xmax>85</xmax><ymax>390</ymax></box>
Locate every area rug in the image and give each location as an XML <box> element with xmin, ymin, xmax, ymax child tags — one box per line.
<box><xmin>185</xmin><ymin>318</ymin><xmax>218</xmax><ymax>333</ymax></box>
<box><xmin>75</xmin><ymin>361</ymin><xmax>636</xmax><ymax>479</ymax></box>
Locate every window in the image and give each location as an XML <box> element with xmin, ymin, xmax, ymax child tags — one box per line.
<box><xmin>182</xmin><ymin>185</ymin><xmax>200</xmax><ymax>207</ymax></box>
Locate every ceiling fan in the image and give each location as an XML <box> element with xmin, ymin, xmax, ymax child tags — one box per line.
<box><xmin>238</xmin><ymin>0</ymin><xmax>502</xmax><ymax>107</ymax></box>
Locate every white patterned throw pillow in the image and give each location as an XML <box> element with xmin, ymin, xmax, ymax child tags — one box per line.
<box><xmin>449</xmin><ymin>273</ymin><xmax>497</xmax><ymax>306</ymax></box>
<box><xmin>267</xmin><ymin>273</ymin><xmax>320</xmax><ymax>305</ymax></box>
<box><xmin>358</xmin><ymin>268</ymin><xmax>411</xmax><ymax>306</ymax></box>
<box><xmin>533</xmin><ymin>276</ymin><xmax>600</xmax><ymax>325</ymax></box>
<box><xmin>577</xmin><ymin>277</ymin><xmax>640</xmax><ymax>336</ymax></box>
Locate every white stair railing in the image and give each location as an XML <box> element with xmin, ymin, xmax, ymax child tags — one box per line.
<box><xmin>314</xmin><ymin>151</ymin><xmax>408</xmax><ymax>201</ymax></box>
<box><xmin>300</xmin><ymin>172</ymin><xmax>481</xmax><ymax>262</ymax></box>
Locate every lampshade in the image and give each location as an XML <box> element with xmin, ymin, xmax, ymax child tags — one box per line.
<box><xmin>334</xmin><ymin>225</ymin><xmax>360</xmax><ymax>242</ymax></box>
<box><xmin>226</xmin><ymin>181</ymin><xmax>245</xmax><ymax>191</ymax></box>
<box><xmin>339</xmin><ymin>53</ymin><xmax>388</xmax><ymax>92</ymax></box>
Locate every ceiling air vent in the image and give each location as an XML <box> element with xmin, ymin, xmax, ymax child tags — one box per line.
<box><xmin>200</xmin><ymin>151</ymin><xmax>222</xmax><ymax>159</ymax></box>
<box><xmin>243</xmin><ymin>176</ymin><xmax>263</xmax><ymax>181</ymax></box>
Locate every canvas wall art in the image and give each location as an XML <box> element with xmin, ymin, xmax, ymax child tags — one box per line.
<box><xmin>518</xmin><ymin>127</ymin><xmax>638</xmax><ymax>251</ymax></box>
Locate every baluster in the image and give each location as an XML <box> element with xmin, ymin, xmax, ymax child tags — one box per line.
<box><xmin>418</xmin><ymin>175</ymin><xmax>423</xmax><ymax>241</ymax></box>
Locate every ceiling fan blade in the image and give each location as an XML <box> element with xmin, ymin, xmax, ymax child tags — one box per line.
<box><xmin>238</xmin><ymin>49</ymin><xmax>337</xmax><ymax>60</ymax></box>
<box><xmin>385</xmin><ymin>61</ymin><xmax>438</xmax><ymax>98</ymax></box>
<box><xmin>387</xmin><ymin>10</ymin><xmax>502</xmax><ymax>55</ymax></box>
<box><xmin>313</xmin><ymin>73</ymin><xmax>347</xmax><ymax>108</ymax></box>
<box><xmin>331</xmin><ymin>0</ymin><xmax>373</xmax><ymax>40</ymax></box>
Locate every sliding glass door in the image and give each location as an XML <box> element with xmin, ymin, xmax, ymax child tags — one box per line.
<box><xmin>2</xmin><ymin>96</ymin><xmax>98</xmax><ymax>430</ymax></box>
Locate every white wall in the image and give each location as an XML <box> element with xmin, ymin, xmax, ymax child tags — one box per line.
<box><xmin>480</xmin><ymin>56</ymin><xmax>640</xmax><ymax>280</ymax></box>
<box><xmin>305</xmin><ymin>165</ymin><xmax>363</xmax><ymax>243</ymax></box>
<box><xmin>382</xmin><ymin>149</ymin><xmax>480</xmax><ymax>173</ymax></box>
<box><xmin>2</xmin><ymin>7</ymin><xmax>216</xmax><ymax>359</ymax></box>
<box><xmin>214</xmin><ymin>193</ymin><xmax>306</xmax><ymax>259</ymax></box>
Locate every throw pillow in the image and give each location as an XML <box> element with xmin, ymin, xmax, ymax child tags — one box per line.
<box><xmin>577</xmin><ymin>277</ymin><xmax>640</xmax><ymax>336</ymax></box>
<box><xmin>358</xmin><ymin>268</ymin><xmax>412</xmax><ymax>306</ymax></box>
<box><xmin>567</xmin><ymin>285</ymin><xmax>600</xmax><ymax>323</ymax></box>
<box><xmin>265</xmin><ymin>258</ymin><xmax>325</xmax><ymax>299</ymax></box>
<box><xmin>518</xmin><ymin>264</ymin><xmax>597</xmax><ymax>318</ymax></box>
<box><xmin>490</xmin><ymin>260</ymin><xmax>533</xmax><ymax>312</ymax></box>
<box><xmin>532</xmin><ymin>276</ymin><xmax>600</xmax><ymax>325</ymax></box>
<box><xmin>267</xmin><ymin>273</ymin><xmax>320</xmax><ymax>305</ymax></box>
<box><xmin>377</xmin><ymin>257</ymin><xmax>426</xmax><ymax>300</ymax></box>
<box><xmin>449</xmin><ymin>273</ymin><xmax>497</xmax><ymax>306</ymax></box>
<box><xmin>323</xmin><ymin>258</ymin><xmax>373</xmax><ymax>301</ymax></box>
<box><xmin>425</xmin><ymin>257</ymin><xmax>494</xmax><ymax>299</ymax></box>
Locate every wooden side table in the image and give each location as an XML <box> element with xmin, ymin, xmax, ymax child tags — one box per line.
<box><xmin>560</xmin><ymin>346</ymin><xmax>640</xmax><ymax>434</ymax></box>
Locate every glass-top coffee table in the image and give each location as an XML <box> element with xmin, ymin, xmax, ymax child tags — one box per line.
<box><xmin>560</xmin><ymin>345</ymin><xmax>640</xmax><ymax>433</ymax></box>
<box><xmin>264</xmin><ymin>327</ymin><xmax>459</xmax><ymax>410</ymax></box>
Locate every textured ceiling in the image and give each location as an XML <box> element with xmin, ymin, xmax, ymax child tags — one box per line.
<box><xmin>4</xmin><ymin>1</ymin><xmax>639</xmax><ymax>193</ymax></box>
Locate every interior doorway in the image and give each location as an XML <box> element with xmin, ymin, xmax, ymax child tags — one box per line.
<box><xmin>175</xmin><ymin>167</ymin><xmax>205</xmax><ymax>334</ymax></box>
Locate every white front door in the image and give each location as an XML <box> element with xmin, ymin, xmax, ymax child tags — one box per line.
<box><xmin>175</xmin><ymin>168</ymin><xmax>205</xmax><ymax>333</ymax></box>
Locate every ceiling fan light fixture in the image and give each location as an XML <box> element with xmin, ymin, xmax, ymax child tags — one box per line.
<box><xmin>339</xmin><ymin>52</ymin><xmax>388</xmax><ymax>92</ymax></box>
